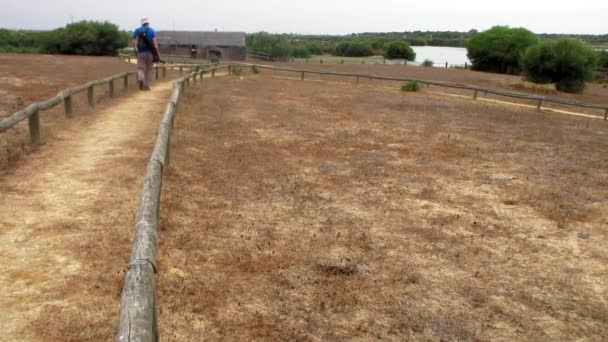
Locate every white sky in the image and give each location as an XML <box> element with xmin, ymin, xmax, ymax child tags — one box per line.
<box><xmin>1</xmin><ymin>0</ymin><xmax>607</xmax><ymax>34</ymax></box>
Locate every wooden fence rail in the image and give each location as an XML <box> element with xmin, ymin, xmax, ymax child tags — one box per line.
<box><xmin>0</xmin><ymin>71</ymin><xmax>145</xmax><ymax>147</ymax></box>
<box><xmin>116</xmin><ymin>64</ymin><xmax>229</xmax><ymax>342</ymax></box>
<box><xmin>230</xmin><ymin>62</ymin><xmax>608</xmax><ymax>118</ymax></box>
<box><xmin>0</xmin><ymin>63</ymin><xmax>217</xmax><ymax>148</ymax></box>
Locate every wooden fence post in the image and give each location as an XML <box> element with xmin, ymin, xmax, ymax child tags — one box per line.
<box><xmin>155</xmin><ymin>66</ymin><xmax>159</xmax><ymax>80</ymax></box>
<box><xmin>445</xmin><ymin>62</ymin><xmax>448</xmax><ymax>68</ymax></box>
<box><xmin>212</xmin><ymin>69</ymin><xmax>215</xmax><ymax>78</ymax></box>
<box><xmin>162</xmin><ymin>67</ymin><xmax>166</xmax><ymax>78</ymax></box>
<box><xmin>605</xmin><ymin>109</ymin><xmax>608</xmax><ymax>120</ymax></box>
<box><xmin>473</xmin><ymin>90</ymin><xmax>478</xmax><ymax>100</ymax></box>
<box><xmin>320</xmin><ymin>59</ymin><xmax>323</xmax><ymax>65</ymax></box>
<box><xmin>88</xmin><ymin>86</ymin><xmax>94</xmax><ymax>107</ymax></box>
<box><xmin>301</xmin><ymin>72</ymin><xmax>305</xmax><ymax>81</ymax></box>
<box><xmin>109</xmin><ymin>80</ymin><xmax>115</xmax><ymax>98</ymax></box>
<box><xmin>28</xmin><ymin>109</ymin><xmax>40</xmax><ymax>145</ymax></box>
<box><xmin>123</xmin><ymin>74</ymin><xmax>129</xmax><ymax>90</ymax></box>
<box><xmin>64</xmin><ymin>96</ymin><xmax>72</xmax><ymax>118</ymax></box>
<box><xmin>179</xmin><ymin>66</ymin><xmax>183</xmax><ymax>75</ymax></box>
<box><xmin>537</xmin><ymin>100</ymin><xmax>543</xmax><ymax>112</ymax></box>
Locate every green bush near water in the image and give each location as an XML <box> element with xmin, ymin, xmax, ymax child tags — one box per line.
<box><xmin>422</xmin><ymin>59</ymin><xmax>434</xmax><ymax>67</ymax></box>
<box><xmin>383</xmin><ymin>41</ymin><xmax>416</xmax><ymax>60</ymax></box>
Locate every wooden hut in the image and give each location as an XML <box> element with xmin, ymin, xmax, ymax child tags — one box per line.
<box><xmin>156</xmin><ymin>31</ymin><xmax>246</xmax><ymax>61</ymax></box>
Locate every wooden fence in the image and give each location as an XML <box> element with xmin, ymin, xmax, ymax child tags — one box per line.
<box><xmin>0</xmin><ymin>62</ymin><xmax>222</xmax><ymax>149</ymax></box>
<box><xmin>231</xmin><ymin>63</ymin><xmax>608</xmax><ymax>119</ymax></box>
<box><xmin>116</xmin><ymin>64</ymin><xmax>229</xmax><ymax>342</ymax></box>
<box><xmin>0</xmin><ymin>72</ymin><xmax>137</xmax><ymax>145</ymax></box>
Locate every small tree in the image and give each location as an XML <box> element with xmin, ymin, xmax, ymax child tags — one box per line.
<box><xmin>289</xmin><ymin>47</ymin><xmax>312</xmax><ymax>58</ymax></box>
<box><xmin>523</xmin><ymin>38</ymin><xmax>597</xmax><ymax>93</ymax></box>
<box><xmin>467</xmin><ymin>26</ymin><xmax>538</xmax><ymax>74</ymax></box>
<box><xmin>384</xmin><ymin>41</ymin><xmax>416</xmax><ymax>60</ymax></box>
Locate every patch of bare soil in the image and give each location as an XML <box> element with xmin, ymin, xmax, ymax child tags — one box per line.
<box><xmin>159</xmin><ymin>73</ymin><xmax>607</xmax><ymax>341</ymax></box>
<box><xmin>0</xmin><ymin>80</ymin><xmax>173</xmax><ymax>341</ymax></box>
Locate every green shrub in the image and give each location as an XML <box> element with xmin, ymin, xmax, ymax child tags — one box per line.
<box><xmin>401</xmin><ymin>80</ymin><xmax>423</xmax><ymax>92</ymax></box>
<box><xmin>597</xmin><ymin>50</ymin><xmax>608</xmax><ymax>68</ymax></box>
<box><xmin>384</xmin><ymin>41</ymin><xmax>416</xmax><ymax>60</ymax></box>
<box><xmin>231</xmin><ymin>67</ymin><xmax>244</xmax><ymax>76</ymax></box>
<box><xmin>523</xmin><ymin>38</ymin><xmax>597</xmax><ymax>93</ymax></box>
<box><xmin>289</xmin><ymin>47</ymin><xmax>312</xmax><ymax>58</ymax></box>
<box><xmin>422</xmin><ymin>59</ymin><xmax>434</xmax><ymax>67</ymax></box>
<box><xmin>43</xmin><ymin>21</ymin><xmax>129</xmax><ymax>56</ymax></box>
<box><xmin>467</xmin><ymin>26</ymin><xmax>538</xmax><ymax>74</ymax></box>
<box><xmin>335</xmin><ymin>41</ymin><xmax>373</xmax><ymax>57</ymax></box>
<box><xmin>251</xmin><ymin>65</ymin><xmax>260</xmax><ymax>74</ymax></box>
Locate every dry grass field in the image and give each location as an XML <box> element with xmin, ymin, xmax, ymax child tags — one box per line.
<box><xmin>158</xmin><ymin>72</ymin><xmax>608</xmax><ymax>341</ymax></box>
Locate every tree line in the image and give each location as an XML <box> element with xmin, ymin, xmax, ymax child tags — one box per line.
<box><xmin>0</xmin><ymin>21</ymin><xmax>130</xmax><ymax>55</ymax></box>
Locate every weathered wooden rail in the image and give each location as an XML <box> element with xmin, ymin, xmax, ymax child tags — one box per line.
<box><xmin>0</xmin><ymin>62</ymin><xmax>223</xmax><ymax>148</ymax></box>
<box><xmin>0</xmin><ymin>72</ymin><xmax>138</xmax><ymax>144</ymax></box>
<box><xmin>231</xmin><ymin>62</ymin><xmax>608</xmax><ymax>119</ymax></box>
<box><xmin>116</xmin><ymin>64</ymin><xmax>229</xmax><ymax>342</ymax></box>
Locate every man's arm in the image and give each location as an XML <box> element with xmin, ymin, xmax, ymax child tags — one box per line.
<box><xmin>132</xmin><ymin>39</ymin><xmax>138</xmax><ymax>55</ymax></box>
<box><xmin>152</xmin><ymin>38</ymin><xmax>160</xmax><ymax>55</ymax></box>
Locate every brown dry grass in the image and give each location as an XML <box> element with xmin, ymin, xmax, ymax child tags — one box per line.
<box><xmin>159</xmin><ymin>72</ymin><xmax>608</xmax><ymax>341</ymax></box>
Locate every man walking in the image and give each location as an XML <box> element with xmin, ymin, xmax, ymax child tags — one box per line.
<box><xmin>133</xmin><ymin>17</ymin><xmax>159</xmax><ymax>91</ymax></box>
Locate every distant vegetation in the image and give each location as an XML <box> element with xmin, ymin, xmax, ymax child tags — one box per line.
<box><xmin>0</xmin><ymin>21</ymin><xmax>130</xmax><ymax>56</ymax></box>
<box><xmin>335</xmin><ymin>41</ymin><xmax>374</xmax><ymax>57</ymax></box>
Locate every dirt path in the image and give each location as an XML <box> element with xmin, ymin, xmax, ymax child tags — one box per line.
<box><xmin>0</xmin><ymin>80</ymin><xmax>173</xmax><ymax>341</ymax></box>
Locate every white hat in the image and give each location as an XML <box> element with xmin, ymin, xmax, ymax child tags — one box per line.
<box><xmin>141</xmin><ymin>17</ymin><xmax>150</xmax><ymax>25</ymax></box>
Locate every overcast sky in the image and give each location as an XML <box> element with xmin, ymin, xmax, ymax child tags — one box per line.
<box><xmin>2</xmin><ymin>0</ymin><xmax>607</xmax><ymax>35</ymax></box>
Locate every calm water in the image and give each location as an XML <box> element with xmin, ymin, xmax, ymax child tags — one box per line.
<box><xmin>411</xmin><ymin>46</ymin><xmax>470</xmax><ymax>67</ymax></box>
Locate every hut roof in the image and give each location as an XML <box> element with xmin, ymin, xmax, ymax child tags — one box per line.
<box><xmin>156</xmin><ymin>31</ymin><xmax>246</xmax><ymax>47</ymax></box>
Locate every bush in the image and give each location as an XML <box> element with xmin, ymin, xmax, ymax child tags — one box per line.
<box><xmin>42</xmin><ymin>21</ymin><xmax>129</xmax><ymax>56</ymax></box>
<box><xmin>467</xmin><ymin>26</ymin><xmax>538</xmax><ymax>74</ymax></box>
<box><xmin>384</xmin><ymin>41</ymin><xmax>416</xmax><ymax>60</ymax></box>
<box><xmin>289</xmin><ymin>47</ymin><xmax>312</xmax><ymax>58</ymax></box>
<box><xmin>401</xmin><ymin>80</ymin><xmax>423</xmax><ymax>92</ymax></box>
<box><xmin>523</xmin><ymin>38</ymin><xmax>597</xmax><ymax>93</ymax></box>
<box><xmin>305</xmin><ymin>43</ymin><xmax>322</xmax><ymax>55</ymax></box>
<box><xmin>597</xmin><ymin>50</ymin><xmax>608</xmax><ymax>68</ymax></box>
<box><xmin>231</xmin><ymin>67</ymin><xmax>244</xmax><ymax>76</ymax></box>
<box><xmin>422</xmin><ymin>59</ymin><xmax>434</xmax><ymax>67</ymax></box>
<box><xmin>335</xmin><ymin>41</ymin><xmax>373</xmax><ymax>57</ymax></box>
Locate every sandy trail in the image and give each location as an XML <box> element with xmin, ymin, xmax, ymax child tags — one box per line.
<box><xmin>0</xmin><ymin>80</ymin><xmax>173</xmax><ymax>341</ymax></box>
